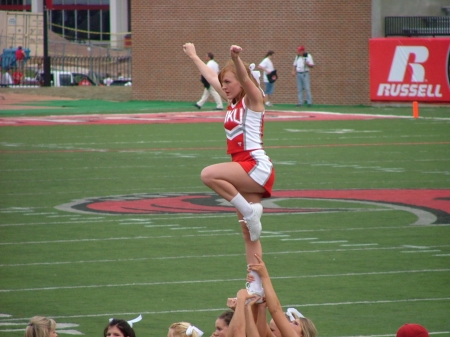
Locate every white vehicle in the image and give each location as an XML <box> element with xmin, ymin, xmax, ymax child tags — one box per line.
<box><xmin>38</xmin><ymin>71</ymin><xmax>95</xmax><ymax>87</ymax></box>
<box><xmin>38</xmin><ymin>71</ymin><xmax>73</xmax><ymax>86</ymax></box>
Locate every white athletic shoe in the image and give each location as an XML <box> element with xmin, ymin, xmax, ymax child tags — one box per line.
<box><xmin>246</xmin><ymin>281</ymin><xmax>265</xmax><ymax>303</ymax></box>
<box><xmin>243</xmin><ymin>203</ymin><xmax>263</xmax><ymax>241</ymax></box>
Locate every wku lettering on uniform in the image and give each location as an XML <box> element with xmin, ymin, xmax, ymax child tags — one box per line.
<box><xmin>377</xmin><ymin>45</ymin><xmax>443</xmax><ymax>98</ymax></box>
<box><xmin>225</xmin><ymin>107</ymin><xmax>244</xmax><ymax>125</ymax></box>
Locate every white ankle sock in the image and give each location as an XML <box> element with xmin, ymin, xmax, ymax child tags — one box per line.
<box><xmin>230</xmin><ymin>193</ymin><xmax>253</xmax><ymax>218</ymax></box>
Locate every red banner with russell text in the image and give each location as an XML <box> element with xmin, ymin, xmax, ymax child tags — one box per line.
<box><xmin>370</xmin><ymin>38</ymin><xmax>450</xmax><ymax>102</ymax></box>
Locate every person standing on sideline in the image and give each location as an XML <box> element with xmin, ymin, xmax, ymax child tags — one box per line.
<box><xmin>194</xmin><ymin>52</ymin><xmax>224</xmax><ymax>110</ymax></box>
<box><xmin>258</xmin><ymin>50</ymin><xmax>275</xmax><ymax>106</ymax></box>
<box><xmin>103</xmin><ymin>73</ymin><xmax>113</xmax><ymax>86</ymax></box>
<box><xmin>13</xmin><ymin>68</ymin><xmax>24</xmax><ymax>85</ymax></box>
<box><xmin>292</xmin><ymin>45</ymin><xmax>314</xmax><ymax>107</ymax></box>
<box><xmin>183</xmin><ymin>43</ymin><xmax>275</xmax><ymax>299</ymax></box>
<box><xmin>15</xmin><ymin>46</ymin><xmax>26</xmax><ymax>71</ymax></box>
<box><xmin>1</xmin><ymin>67</ymin><xmax>14</xmax><ymax>86</ymax></box>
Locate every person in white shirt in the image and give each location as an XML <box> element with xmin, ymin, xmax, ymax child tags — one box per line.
<box><xmin>194</xmin><ymin>52</ymin><xmax>224</xmax><ymax>110</ymax></box>
<box><xmin>258</xmin><ymin>50</ymin><xmax>276</xmax><ymax>107</ymax></box>
<box><xmin>292</xmin><ymin>45</ymin><xmax>314</xmax><ymax>107</ymax></box>
<box><xmin>1</xmin><ymin>67</ymin><xmax>14</xmax><ymax>86</ymax></box>
<box><xmin>103</xmin><ymin>73</ymin><xmax>113</xmax><ymax>86</ymax></box>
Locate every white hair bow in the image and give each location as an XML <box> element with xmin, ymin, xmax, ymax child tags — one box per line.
<box><xmin>127</xmin><ymin>314</ymin><xmax>142</xmax><ymax>327</ymax></box>
<box><xmin>286</xmin><ymin>308</ymin><xmax>305</xmax><ymax>321</ymax></box>
<box><xmin>186</xmin><ymin>325</ymin><xmax>204</xmax><ymax>337</ymax></box>
<box><xmin>109</xmin><ymin>314</ymin><xmax>142</xmax><ymax>328</ymax></box>
<box><xmin>249</xmin><ymin>63</ymin><xmax>261</xmax><ymax>85</ymax></box>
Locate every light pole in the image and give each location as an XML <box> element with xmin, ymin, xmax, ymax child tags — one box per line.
<box><xmin>42</xmin><ymin>0</ymin><xmax>51</xmax><ymax>86</ymax></box>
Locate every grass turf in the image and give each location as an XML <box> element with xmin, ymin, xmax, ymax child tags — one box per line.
<box><xmin>0</xmin><ymin>104</ymin><xmax>449</xmax><ymax>337</ymax></box>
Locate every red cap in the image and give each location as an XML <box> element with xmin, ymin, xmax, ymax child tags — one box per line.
<box><xmin>297</xmin><ymin>45</ymin><xmax>305</xmax><ymax>53</ymax></box>
<box><xmin>396</xmin><ymin>324</ymin><xmax>429</xmax><ymax>337</ymax></box>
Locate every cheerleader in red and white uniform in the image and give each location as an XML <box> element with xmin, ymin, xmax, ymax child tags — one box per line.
<box><xmin>183</xmin><ymin>43</ymin><xmax>275</xmax><ymax>297</ymax></box>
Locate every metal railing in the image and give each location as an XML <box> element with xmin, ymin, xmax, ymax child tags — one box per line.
<box><xmin>0</xmin><ymin>55</ymin><xmax>131</xmax><ymax>87</ymax></box>
<box><xmin>385</xmin><ymin>16</ymin><xmax>450</xmax><ymax>37</ymax></box>
<box><xmin>0</xmin><ymin>34</ymin><xmax>132</xmax><ymax>58</ymax></box>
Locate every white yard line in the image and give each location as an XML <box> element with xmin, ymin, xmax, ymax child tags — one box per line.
<box><xmin>0</xmin><ymin>297</ymin><xmax>449</xmax><ymax>321</ymax></box>
<box><xmin>0</xmin><ymin>268</ymin><xmax>449</xmax><ymax>293</ymax></box>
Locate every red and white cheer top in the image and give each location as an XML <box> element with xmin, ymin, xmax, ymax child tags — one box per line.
<box><xmin>224</xmin><ymin>98</ymin><xmax>264</xmax><ymax>155</ymax></box>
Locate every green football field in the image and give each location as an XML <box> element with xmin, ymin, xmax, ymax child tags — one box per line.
<box><xmin>0</xmin><ymin>101</ymin><xmax>449</xmax><ymax>337</ymax></box>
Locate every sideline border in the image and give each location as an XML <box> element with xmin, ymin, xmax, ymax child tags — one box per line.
<box><xmin>0</xmin><ymin>110</ymin><xmax>401</xmax><ymax>127</ymax></box>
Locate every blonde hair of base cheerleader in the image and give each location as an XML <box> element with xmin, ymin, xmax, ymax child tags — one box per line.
<box><xmin>169</xmin><ymin>322</ymin><xmax>204</xmax><ymax>337</ymax></box>
<box><xmin>24</xmin><ymin>316</ymin><xmax>57</xmax><ymax>337</ymax></box>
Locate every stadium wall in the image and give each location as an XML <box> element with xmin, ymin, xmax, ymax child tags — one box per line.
<box><xmin>131</xmin><ymin>0</ymin><xmax>371</xmax><ymax>105</ymax></box>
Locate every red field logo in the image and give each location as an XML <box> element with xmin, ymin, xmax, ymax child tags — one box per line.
<box><xmin>56</xmin><ymin>189</ymin><xmax>450</xmax><ymax>224</ymax></box>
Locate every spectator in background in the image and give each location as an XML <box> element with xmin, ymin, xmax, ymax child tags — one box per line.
<box><xmin>13</xmin><ymin>69</ymin><xmax>24</xmax><ymax>85</ymax></box>
<box><xmin>103</xmin><ymin>73</ymin><xmax>114</xmax><ymax>86</ymax></box>
<box><xmin>34</xmin><ymin>60</ymin><xmax>43</xmax><ymax>80</ymax></box>
<box><xmin>396</xmin><ymin>324</ymin><xmax>429</xmax><ymax>337</ymax></box>
<box><xmin>194</xmin><ymin>52</ymin><xmax>224</xmax><ymax>110</ymax></box>
<box><xmin>24</xmin><ymin>316</ymin><xmax>58</xmax><ymax>337</ymax></box>
<box><xmin>258</xmin><ymin>50</ymin><xmax>276</xmax><ymax>107</ymax></box>
<box><xmin>1</xmin><ymin>67</ymin><xmax>14</xmax><ymax>86</ymax></box>
<box><xmin>15</xmin><ymin>46</ymin><xmax>26</xmax><ymax>71</ymax></box>
<box><xmin>78</xmin><ymin>78</ymin><xmax>92</xmax><ymax>86</ymax></box>
<box><xmin>292</xmin><ymin>45</ymin><xmax>314</xmax><ymax>107</ymax></box>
